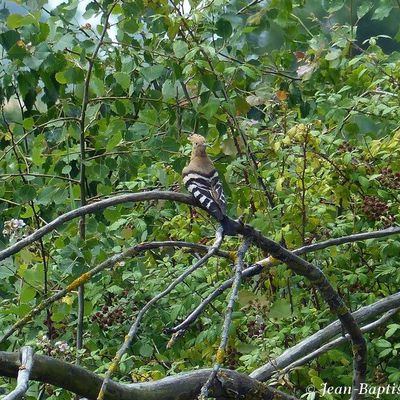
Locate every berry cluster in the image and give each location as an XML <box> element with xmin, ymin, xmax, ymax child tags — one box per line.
<box><xmin>379</xmin><ymin>168</ymin><xmax>400</xmax><ymax>189</ymax></box>
<box><xmin>226</xmin><ymin>347</ymin><xmax>241</xmax><ymax>369</ymax></box>
<box><xmin>92</xmin><ymin>304</ymin><xmax>129</xmax><ymax>329</ymax></box>
<box><xmin>2</xmin><ymin>218</ymin><xmax>26</xmax><ymax>239</ymax></box>
<box><xmin>338</xmin><ymin>142</ymin><xmax>354</xmax><ymax>153</ymax></box>
<box><xmin>36</xmin><ymin>335</ymin><xmax>73</xmax><ymax>360</ymax></box>
<box><xmin>42</xmin><ymin>312</ymin><xmax>65</xmax><ymax>339</ymax></box>
<box><xmin>362</xmin><ymin>196</ymin><xmax>389</xmax><ymax>220</ymax></box>
<box><xmin>247</xmin><ymin>319</ymin><xmax>266</xmax><ymax>338</ymax></box>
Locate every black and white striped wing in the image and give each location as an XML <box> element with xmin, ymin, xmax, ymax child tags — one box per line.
<box><xmin>210</xmin><ymin>172</ymin><xmax>226</xmax><ymax>215</ymax></box>
<box><xmin>183</xmin><ymin>170</ymin><xmax>225</xmax><ymax>221</ymax></box>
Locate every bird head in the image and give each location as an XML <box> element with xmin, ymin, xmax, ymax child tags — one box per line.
<box><xmin>188</xmin><ymin>134</ymin><xmax>208</xmax><ymax>154</ymax></box>
<box><xmin>188</xmin><ymin>134</ymin><xmax>208</xmax><ymax>157</ymax></box>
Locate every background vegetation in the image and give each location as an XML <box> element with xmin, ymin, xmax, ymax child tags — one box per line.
<box><xmin>1</xmin><ymin>0</ymin><xmax>400</xmax><ymax>398</ymax></box>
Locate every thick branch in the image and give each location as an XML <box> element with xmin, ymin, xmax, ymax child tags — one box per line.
<box><xmin>0</xmin><ymin>351</ymin><xmax>298</xmax><ymax>400</ymax></box>
<box><xmin>2</xmin><ymin>191</ymin><xmax>398</xmax><ymax>265</ymax></box>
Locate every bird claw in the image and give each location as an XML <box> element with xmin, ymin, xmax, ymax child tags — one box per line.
<box><xmin>236</xmin><ymin>215</ymin><xmax>245</xmax><ymax>226</ymax></box>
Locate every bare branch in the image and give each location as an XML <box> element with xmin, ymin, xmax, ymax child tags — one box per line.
<box><xmin>280</xmin><ymin>308</ymin><xmax>399</xmax><ymax>375</ymax></box>
<box><xmin>0</xmin><ymin>351</ymin><xmax>299</xmax><ymax>400</ymax></box>
<box><xmin>3</xmin><ymin>346</ymin><xmax>34</xmax><ymax>400</ymax></box>
<box><xmin>199</xmin><ymin>238</ymin><xmax>252</xmax><ymax>399</ymax></box>
<box><xmin>250</xmin><ymin>291</ymin><xmax>400</xmax><ymax>381</ymax></box>
<box><xmin>0</xmin><ymin>191</ymin><xmax>196</xmax><ymax>262</ymax></box>
<box><xmin>290</xmin><ymin>226</ymin><xmax>400</xmax><ymax>256</ymax></box>
<box><xmin>97</xmin><ymin>228</ymin><xmax>225</xmax><ymax>400</ymax></box>
<box><xmin>236</xmin><ymin>223</ymin><xmax>367</xmax><ymax>399</ymax></box>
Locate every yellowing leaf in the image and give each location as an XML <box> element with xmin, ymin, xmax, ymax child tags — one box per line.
<box><xmin>276</xmin><ymin>90</ymin><xmax>288</xmax><ymax>101</ymax></box>
<box><xmin>62</xmin><ymin>295</ymin><xmax>74</xmax><ymax>305</ymax></box>
<box><xmin>276</xmin><ymin>177</ymin><xmax>284</xmax><ymax>192</ymax></box>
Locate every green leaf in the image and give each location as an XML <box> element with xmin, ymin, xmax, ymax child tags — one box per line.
<box><xmin>372</xmin><ymin>4</ymin><xmax>393</xmax><ymax>20</ymax></box>
<box><xmin>198</xmin><ymin>99</ymin><xmax>220</xmax><ymax>118</ymax></box>
<box><xmin>269</xmin><ymin>298</ymin><xmax>291</xmax><ymax>319</ymax></box>
<box><xmin>23</xmin><ymin>117</ymin><xmax>34</xmax><ymax>130</ymax></box>
<box><xmin>326</xmin><ymin>0</ymin><xmax>345</xmax><ymax>12</ymax></box>
<box><xmin>15</xmin><ymin>185</ymin><xmax>37</xmax><ymax>203</ymax></box>
<box><xmin>139</xmin><ymin>342</ymin><xmax>153</xmax><ymax>357</ymax></box>
<box><xmin>32</xmin><ymin>143</ymin><xmax>45</xmax><ymax>166</ymax></box>
<box><xmin>20</xmin><ymin>284</ymin><xmax>36</xmax><ymax>303</ymax></box>
<box><xmin>162</xmin><ymin>80</ymin><xmax>176</xmax><ymax>101</ymax></box>
<box><xmin>173</xmin><ymin>40</ymin><xmax>188</xmax><ymax>58</ymax></box>
<box><xmin>141</xmin><ymin>65</ymin><xmax>165</xmax><ymax>82</ymax></box>
<box><xmin>114</xmin><ymin>72</ymin><xmax>131</xmax><ymax>90</ymax></box>
<box><xmin>106</xmin><ymin>131</ymin><xmax>123</xmax><ymax>151</ymax></box>
<box><xmin>358</xmin><ymin>176</ymin><xmax>369</xmax><ymax>189</ymax></box>
<box><xmin>7</xmin><ymin>13</ymin><xmax>37</xmax><ymax>29</ymax></box>
<box><xmin>216</xmin><ymin>18</ymin><xmax>232</xmax><ymax>39</ymax></box>
<box><xmin>325</xmin><ymin>48</ymin><xmax>341</xmax><ymax>61</ymax></box>
<box><xmin>357</xmin><ymin>2</ymin><xmax>372</xmax><ymax>19</ymax></box>
<box><xmin>55</xmin><ymin>71</ymin><xmax>67</xmax><ymax>84</ymax></box>
<box><xmin>0</xmin><ymin>30</ymin><xmax>20</xmax><ymax>51</ymax></box>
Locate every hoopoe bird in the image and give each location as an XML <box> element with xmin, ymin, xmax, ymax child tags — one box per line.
<box><xmin>183</xmin><ymin>134</ymin><xmax>234</xmax><ymax>234</ymax></box>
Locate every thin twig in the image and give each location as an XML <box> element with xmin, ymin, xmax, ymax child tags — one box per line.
<box><xmin>0</xmin><ymin>117</ymin><xmax>80</xmax><ymax>162</ymax></box>
<box><xmin>76</xmin><ymin>0</ymin><xmax>118</xmax><ymax>361</ymax></box>
<box><xmin>0</xmin><ymin>173</ymin><xmax>79</xmax><ymax>184</ymax></box>
<box><xmin>236</xmin><ymin>0</ymin><xmax>263</xmax><ymax>14</ymax></box>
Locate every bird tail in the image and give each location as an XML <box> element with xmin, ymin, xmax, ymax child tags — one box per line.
<box><xmin>221</xmin><ymin>215</ymin><xmax>237</xmax><ymax>236</ymax></box>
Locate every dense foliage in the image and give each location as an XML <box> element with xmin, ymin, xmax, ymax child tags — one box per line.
<box><xmin>1</xmin><ymin>0</ymin><xmax>400</xmax><ymax>398</ymax></box>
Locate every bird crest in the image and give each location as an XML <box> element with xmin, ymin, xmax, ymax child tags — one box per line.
<box><xmin>188</xmin><ymin>134</ymin><xmax>207</xmax><ymax>145</ymax></box>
